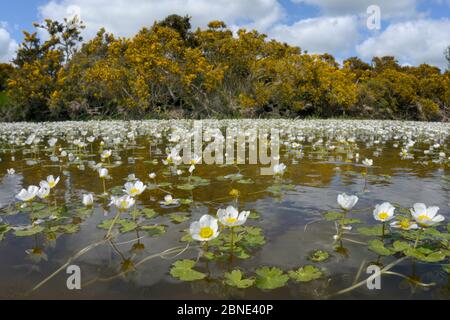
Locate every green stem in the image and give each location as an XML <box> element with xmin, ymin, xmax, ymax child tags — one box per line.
<box><xmin>230</xmin><ymin>227</ymin><xmax>235</xmax><ymax>259</ymax></box>
<box><xmin>105</xmin><ymin>210</ymin><xmax>122</xmax><ymax>240</ymax></box>
<box><xmin>414</xmin><ymin>228</ymin><xmax>423</xmax><ymax>249</ymax></box>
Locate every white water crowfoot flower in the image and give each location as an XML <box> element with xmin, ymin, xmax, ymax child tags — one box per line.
<box><xmin>273</xmin><ymin>163</ymin><xmax>286</xmax><ymax>176</ymax></box>
<box><xmin>390</xmin><ymin>218</ymin><xmax>418</xmax><ymax>230</ymax></box>
<box><xmin>217</xmin><ymin>206</ymin><xmax>250</xmax><ymax>227</ymax></box>
<box><xmin>37</xmin><ymin>186</ymin><xmax>50</xmax><ymax>199</ymax></box>
<box><xmin>82</xmin><ymin>194</ymin><xmax>94</xmax><ymax>207</ymax></box>
<box><xmin>149</xmin><ymin>173</ymin><xmax>156</xmax><ymax>179</ymax></box>
<box><xmin>100</xmin><ymin>150</ymin><xmax>112</xmax><ymax>160</ymax></box>
<box><xmin>362</xmin><ymin>158</ymin><xmax>373</xmax><ymax>166</ymax></box>
<box><xmin>109</xmin><ymin>195</ymin><xmax>135</xmax><ymax>211</ymax></box>
<box><xmin>98</xmin><ymin>168</ymin><xmax>108</xmax><ymax>178</ymax></box>
<box><xmin>410</xmin><ymin>203</ymin><xmax>444</xmax><ymax>227</ymax></box>
<box><xmin>190</xmin><ymin>215</ymin><xmax>219</xmax><ymax>242</ymax></box>
<box><xmin>160</xmin><ymin>194</ymin><xmax>179</xmax><ymax>206</ymax></box>
<box><xmin>40</xmin><ymin>175</ymin><xmax>60</xmax><ymax>189</ymax></box>
<box><xmin>337</xmin><ymin>193</ymin><xmax>358</xmax><ymax>211</ymax></box>
<box><xmin>16</xmin><ymin>186</ymin><xmax>39</xmax><ymax>202</ymax></box>
<box><xmin>373</xmin><ymin>202</ymin><xmax>396</xmax><ymax>222</ymax></box>
<box><xmin>124</xmin><ymin>180</ymin><xmax>146</xmax><ymax>197</ymax></box>
<box><xmin>7</xmin><ymin>168</ymin><xmax>15</xmax><ymax>175</ymax></box>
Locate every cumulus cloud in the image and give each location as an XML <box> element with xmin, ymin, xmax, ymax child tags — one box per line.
<box><xmin>291</xmin><ymin>0</ymin><xmax>419</xmax><ymax>18</ymax></box>
<box><xmin>39</xmin><ymin>0</ymin><xmax>285</xmax><ymax>39</ymax></box>
<box><xmin>0</xmin><ymin>27</ymin><xmax>18</xmax><ymax>63</ymax></box>
<box><xmin>269</xmin><ymin>16</ymin><xmax>359</xmax><ymax>56</ymax></box>
<box><xmin>356</xmin><ymin>19</ymin><xmax>450</xmax><ymax>69</ymax></box>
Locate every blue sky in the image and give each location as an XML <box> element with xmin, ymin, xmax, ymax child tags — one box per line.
<box><xmin>1</xmin><ymin>0</ymin><xmax>449</xmax><ymax>69</ymax></box>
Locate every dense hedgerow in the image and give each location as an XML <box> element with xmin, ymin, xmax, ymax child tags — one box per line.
<box><xmin>0</xmin><ymin>15</ymin><xmax>449</xmax><ymax>121</ymax></box>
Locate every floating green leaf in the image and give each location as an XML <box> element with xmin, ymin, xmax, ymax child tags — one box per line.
<box><xmin>237</xmin><ymin>179</ymin><xmax>254</xmax><ymax>184</ymax></box>
<box><xmin>141</xmin><ymin>225</ymin><xmax>166</xmax><ymax>237</ymax></box>
<box><xmin>323</xmin><ymin>211</ymin><xmax>344</xmax><ymax>221</ymax></box>
<box><xmin>0</xmin><ymin>224</ymin><xmax>11</xmax><ymax>241</ymax></box>
<box><xmin>14</xmin><ymin>225</ymin><xmax>45</xmax><ymax>237</ymax></box>
<box><xmin>119</xmin><ymin>220</ymin><xmax>138</xmax><ymax>233</ymax></box>
<box><xmin>404</xmin><ymin>248</ymin><xmax>446</xmax><ymax>262</ymax></box>
<box><xmin>368</xmin><ymin>239</ymin><xmax>394</xmax><ymax>256</ymax></box>
<box><xmin>358</xmin><ymin>225</ymin><xmax>388</xmax><ymax>237</ymax></box>
<box><xmin>443</xmin><ymin>265</ymin><xmax>450</xmax><ymax>273</ymax></box>
<box><xmin>141</xmin><ymin>208</ymin><xmax>157</xmax><ymax>219</ymax></box>
<box><xmin>224</xmin><ymin>270</ymin><xmax>255</xmax><ymax>288</ymax></box>
<box><xmin>289</xmin><ymin>265</ymin><xmax>323</xmax><ymax>282</ymax></box>
<box><xmin>169</xmin><ymin>214</ymin><xmax>189</xmax><ymax>223</ymax></box>
<box><xmin>392</xmin><ymin>240</ymin><xmax>410</xmax><ymax>252</ymax></box>
<box><xmin>255</xmin><ymin>267</ymin><xmax>289</xmax><ymax>290</ymax></box>
<box><xmin>170</xmin><ymin>260</ymin><xmax>206</xmax><ymax>281</ymax></box>
<box><xmin>177</xmin><ymin>184</ymin><xmax>195</xmax><ymax>191</ymax></box>
<box><xmin>309</xmin><ymin>250</ymin><xmax>329</xmax><ymax>262</ymax></box>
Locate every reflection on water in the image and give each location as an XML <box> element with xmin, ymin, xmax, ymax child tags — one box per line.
<box><xmin>0</xmin><ymin>120</ymin><xmax>448</xmax><ymax>299</ymax></box>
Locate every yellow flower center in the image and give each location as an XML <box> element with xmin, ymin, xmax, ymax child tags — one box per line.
<box><xmin>226</xmin><ymin>217</ymin><xmax>238</xmax><ymax>224</ymax></box>
<box><xmin>199</xmin><ymin>227</ymin><xmax>214</xmax><ymax>239</ymax></box>
<box><xmin>49</xmin><ymin>181</ymin><xmax>55</xmax><ymax>188</ymax></box>
<box><xmin>399</xmin><ymin>219</ymin><xmax>411</xmax><ymax>229</ymax></box>
<box><xmin>120</xmin><ymin>200</ymin><xmax>128</xmax><ymax>208</ymax></box>
<box><xmin>378</xmin><ymin>212</ymin><xmax>389</xmax><ymax>220</ymax></box>
<box><xmin>130</xmin><ymin>188</ymin><xmax>139</xmax><ymax>195</ymax></box>
<box><xmin>417</xmin><ymin>215</ymin><xmax>430</xmax><ymax>222</ymax></box>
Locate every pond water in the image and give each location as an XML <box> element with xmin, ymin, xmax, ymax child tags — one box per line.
<box><xmin>0</xmin><ymin>120</ymin><xmax>449</xmax><ymax>300</ymax></box>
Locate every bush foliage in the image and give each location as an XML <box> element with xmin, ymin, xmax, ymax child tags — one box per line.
<box><xmin>1</xmin><ymin>15</ymin><xmax>449</xmax><ymax>121</ymax></box>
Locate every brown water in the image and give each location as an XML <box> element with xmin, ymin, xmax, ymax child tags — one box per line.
<box><xmin>0</xmin><ymin>120</ymin><xmax>449</xmax><ymax>300</ymax></box>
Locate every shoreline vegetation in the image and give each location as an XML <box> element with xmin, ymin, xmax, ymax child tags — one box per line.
<box><xmin>0</xmin><ymin>14</ymin><xmax>449</xmax><ymax>122</ymax></box>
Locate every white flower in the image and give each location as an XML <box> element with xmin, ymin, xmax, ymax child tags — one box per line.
<box><xmin>273</xmin><ymin>163</ymin><xmax>286</xmax><ymax>176</ymax></box>
<box><xmin>337</xmin><ymin>193</ymin><xmax>358</xmax><ymax>211</ymax></box>
<box><xmin>149</xmin><ymin>173</ymin><xmax>156</xmax><ymax>179</ymax></box>
<box><xmin>37</xmin><ymin>186</ymin><xmax>50</xmax><ymax>199</ymax></box>
<box><xmin>7</xmin><ymin>168</ymin><xmax>15</xmax><ymax>175</ymax></box>
<box><xmin>217</xmin><ymin>206</ymin><xmax>250</xmax><ymax>227</ymax></box>
<box><xmin>160</xmin><ymin>194</ymin><xmax>179</xmax><ymax>206</ymax></box>
<box><xmin>124</xmin><ymin>180</ymin><xmax>146</xmax><ymax>197</ymax></box>
<box><xmin>176</xmin><ymin>169</ymin><xmax>183</xmax><ymax>176</ymax></box>
<box><xmin>16</xmin><ymin>186</ymin><xmax>39</xmax><ymax>202</ymax></box>
<box><xmin>362</xmin><ymin>158</ymin><xmax>373</xmax><ymax>166</ymax></box>
<box><xmin>98</xmin><ymin>168</ymin><xmax>109</xmax><ymax>178</ymax></box>
<box><xmin>189</xmin><ymin>165</ymin><xmax>195</xmax><ymax>173</ymax></box>
<box><xmin>390</xmin><ymin>219</ymin><xmax>418</xmax><ymax>230</ymax></box>
<box><xmin>189</xmin><ymin>154</ymin><xmax>202</xmax><ymax>165</ymax></box>
<box><xmin>40</xmin><ymin>175</ymin><xmax>60</xmax><ymax>189</ymax></box>
<box><xmin>109</xmin><ymin>195</ymin><xmax>135</xmax><ymax>210</ymax></box>
<box><xmin>101</xmin><ymin>150</ymin><xmax>112</xmax><ymax>160</ymax></box>
<box><xmin>82</xmin><ymin>194</ymin><xmax>94</xmax><ymax>207</ymax></box>
<box><xmin>410</xmin><ymin>203</ymin><xmax>444</xmax><ymax>227</ymax></box>
<box><xmin>190</xmin><ymin>215</ymin><xmax>219</xmax><ymax>242</ymax></box>
<box><xmin>373</xmin><ymin>202</ymin><xmax>395</xmax><ymax>222</ymax></box>
<box><xmin>48</xmin><ymin>137</ymin><xmax>58</xmax><ymax>147</ymax></box>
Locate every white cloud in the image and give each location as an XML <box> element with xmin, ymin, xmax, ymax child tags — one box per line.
<box><xmin>356</xmin><ymin>19</ymin><xmax>450</xmax><ymax>69</ymax></box>
<box><xmin>292</xmin><ymin>0</ymin><xmax>419</xmax><ymax>18</ymax></box>
<box><xmin>0</xmin><ymin>27</ymin><xmax>18</xmax><ymax>63</ymax></box>
<box><xmin>39</xmin><ymin>0</ymin><xmax>285</xmax><ymax>39</ymax></box>
<box><xmin>269</xmin><ymin>16</ymin><xmax>359</xmax><ymax>56</ymax></box>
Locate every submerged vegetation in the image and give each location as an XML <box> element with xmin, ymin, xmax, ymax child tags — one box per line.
<box><xmin>0</xmin><ymin>119</ymin><xmax>448</xmax><ymax>299</ymax></box>
<box><xmin>0</xmin><ymin>15</ymin><xmax>449</xmax><ymax>122</ymax></box>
